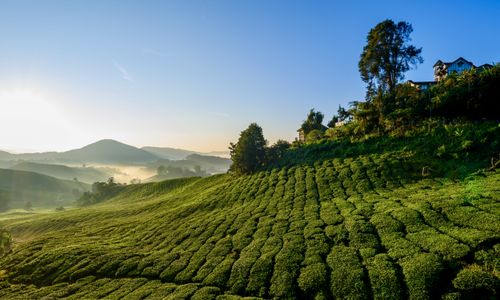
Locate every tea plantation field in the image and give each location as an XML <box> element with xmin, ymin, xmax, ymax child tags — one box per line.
<box><xmin>0</xmin><ymin>147</ymin><xmax>499</xmax><ymax>298</ymax></box>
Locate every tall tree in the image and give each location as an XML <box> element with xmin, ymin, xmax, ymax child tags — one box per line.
<box><xmin>266</xmin><ymin>140</ymin><xmax>291</xmax><ymax>163</ymax></box>
<box><xmin>337</xmin><ymin>105</ymin><xmax>351</xmax><ymax>122</ymax></box>
<box><xmin>327</xmin><ymin>115</ymin><xmax>339</xmax><ymax>128</ymax></box>
<box><xmin>229</xmin><ymin>123</ymin><xmax>267</xmax><ymax>175</ymax></box>
<box><xmin>301</xmin><ymin>109</ymin><xmax>325</xmax><ymax>134</ymax></box>
<box><xmin>359</xmin><ymin>19</ymin><xmax>423</xmax><ymax>95</ymax></box>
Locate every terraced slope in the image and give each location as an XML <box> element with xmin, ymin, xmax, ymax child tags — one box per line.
<box><xmin>0</xmin><ymin>149</ymin><xmax>499</xmax><ymax>299</ymax></box>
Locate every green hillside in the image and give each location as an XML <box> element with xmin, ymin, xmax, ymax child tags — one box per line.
<box><xmin>0</xmin><ymin>123</ymin><xmax>499</xmax><ymax>299</ymax></box>
<box><xmin>0</xmin><ymin>169</ymin><xmax>89</xmax><ymax>210</ymax></box>
<box><xmin>9</xmin><ymin>162</ymin><xmax>111</xmax><ymax>184</ymax></box>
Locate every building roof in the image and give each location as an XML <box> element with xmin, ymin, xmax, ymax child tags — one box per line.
<box><xmin>477</xmin><ymin>63</ymin><xmax>494</xmax><ymax>69</ymax></box>
<box><xmin>433</xmin><ymin>57</ymin><xmax>474</xmax><ymax>68</ymax></box>
<box><xmin>433</xmin><ymin>60</ymin><xmax>443</xmax><ymax>67</ymax></box>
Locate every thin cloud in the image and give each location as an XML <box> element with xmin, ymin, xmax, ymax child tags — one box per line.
<box><xmin>141</xmin><ymin>48</ymin><xmax>167</xmax><ymax>57</ymax></box>
<box><xmin>112</xmin><ymin>60</ymin><xmax>134</xmax><ymax>82</ymax></box>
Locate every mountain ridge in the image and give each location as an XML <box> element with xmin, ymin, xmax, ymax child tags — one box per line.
<box><xmin>1</xmin><ymin>140</ymin><xmax>229</xmax><ymax>164</ymax></box>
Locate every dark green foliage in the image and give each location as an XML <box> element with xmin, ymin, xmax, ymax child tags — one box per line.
<box><xmin>401</xmin><ymin>253</ymin><xmax>443</xmax><ymax>300</ymax></box>
<box><xmin>301</xmin><ymin>109</ymin><xmax>326</xmax><ymax>135</ymax></box>
<box><xmin>266</xmin><ymin>140</ymin><xmax>291</xmax><ymax>163</ymax></box>
<box><xmin>191</xmin><ymin>286</ymin><xmax>221</xmax><ymax>300</ymax></box>
<box><xmin>298</xmin><ymin>263</ymin><xmax>327</xmax><ymax>294</ymax></box>
<box><xmin>452</xmin><ymin>265</ymin><xmax>499</xmax><ymax>298</ymax></box>
<box><xmin>229</xmin><ymin>123</ymin><xmax>267</xmax><ymax>175</ymax></box>
<box><xmin>77</xmin><ymin>177</ymin><xmax>126</xmax><ymax>206</ymax></box>
<box><xmin>269</xmin><ymin>233</ymin><xmax>304</xmax><ymax>298</ymax></box>
<box><xmin>327</xmin><ymin>245</ymin><xmax>368</xmax><ymax>299</ymax></box>
<box><xmin>0</xmin><ymin>228</ymin><xmax>11</xmax><ymax>256</ymax></box>
<box><xmin>366</xmin><ymin>254</ymin><xmax>402</xmax><ymax>300</ymax></box>
<box><xmin>327</xmin><ymin>115</ymin><xmax>339</xmax><ymax>128</ymax></box>
<box><xmin>431</xmin><ymin>65</ymin><xmax>500</xmax><ymax>119</ymax></box>
<box><xmin>407</xmin><ymin>229</ymin><xmax>470</xmax><ymax>260</ymax></box>
<box><xmin>359</xmin><ymin>19</ymin><xmax>422</xmax><ymax>94</ymax></box>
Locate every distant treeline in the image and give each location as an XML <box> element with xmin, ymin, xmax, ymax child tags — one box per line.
<box><xmin>76</xmin><ymin>177</ymin><xmax>125</xmax><ymax>206</ymax></box>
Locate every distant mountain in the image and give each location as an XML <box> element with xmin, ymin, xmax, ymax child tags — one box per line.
<box><xmin>9</xmin><ymin>162</ymin><xmax>111</xmax><ymax>184</ymax></box>
<box><xmin>1</xmin><ymin>140</ymin><xmax>228</xmax><ymax>166</ymax></box>
<box><xmin>56</xmin><ymin>139</ymin><xmax>159</xmax><ymax>164</ymax></box>
<box><xmin>141</xmin><ymin>146</ymin><xmax>196</xmax><ymax>160</ymax></box>
<box><xmin>2</xmin><ymin>140</ymin><xmax>159</xmax><ymax>165</ymax></box>
<box><xmin>0</xmin><ymin>168</ymin><xmax>89</xmax><ymax>209</ymax></box>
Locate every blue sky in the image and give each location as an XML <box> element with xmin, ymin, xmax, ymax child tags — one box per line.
<box><xmin>1</xmin><ymin>0</ymin><xmax>499</xmax><ymax>152</ymax></box>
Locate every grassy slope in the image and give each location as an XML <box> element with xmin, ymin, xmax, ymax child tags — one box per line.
<box><xmin>0</xmin><ymin>124</ymin><xmax>499</xmax><ymax>299</ymax></box>
<box><xmin>0</xmin><ymin>169</ymin><xmax>89</xmax><ymax>209</ymax></box>
<box><xmin>9</xmin><ymin>162</ymin><xmax>110</xmax><ymax>184</ymax></box>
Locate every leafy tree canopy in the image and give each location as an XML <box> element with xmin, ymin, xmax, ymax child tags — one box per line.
<box><xmin>327</xmin><ymin>115</ymin><xmax>339</xmax><ymax>128</ymax></box>
<box><xmin>359</xmin><ymin>19</ymin><xmax>422</xmax><ymax>95</ymax></box>
<box><xmin>266</xmin><ymin>140</ymin><xmax>291</xmax><ymax>163</ymax></box>
<box><xmin>301</xmin><ymin>109</ymin><xmax>325</xmax><ymax>134</ymax></box>
<box><xmin>229</xmin><ymin>123</ymin><xmax>267</xmax><ymax>175</ymax></box>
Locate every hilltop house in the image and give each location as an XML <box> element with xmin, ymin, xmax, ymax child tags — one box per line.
<box><xmin>407</xmin><ymin>57</ymin><xmax>494</xmax><ymax>90</ymax></box>
<box><xmin>434</xmin><ymin>57</ymin><xmax>475</xmax><ymax>81</ymax></box>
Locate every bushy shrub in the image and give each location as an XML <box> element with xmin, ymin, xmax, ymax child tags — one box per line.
<box><xmin>452</xmin><ymin>265</ymin><xmax>499</xmax><ymax>298</ymax></box>
<box><xmin>366</xmin><ymin>254</ymin><xmax>402</xmax><ymax>300</ymax></box>
<box><xmin>0</xmin><ymin>229</ymin><xmax>11</xmax><ymax>257</ymax></box>
<box><xmin>327</xmin><ymin>245</ymin><xmax>368</xmax><ymax>299</ymax></box>
<box><xmin>298</xmin><ymin>263</ymin><xmax>327</xmax><ymax>294</ymax></box>
<box><xmin>400</xmin><ymin>253</ymin><xmax>443</xmax><ymax>300</ymax></box>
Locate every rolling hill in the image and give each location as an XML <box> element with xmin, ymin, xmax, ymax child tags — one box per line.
<box><xmin>0</xmin><ymin>151</ymin><xmax>14</xmax><ymax>161</ymax></box>
<box><xmin>0</xmin><ymin>169</ymin><xmax>89</xmax><ymax>210</ymax></box>
<box><xmin>141</xmin><ymin>146</ymin><xmax>196</xmax><ymax>160</ymax></box>
<box><xmin>8</xmin><ymin>162</ymin><xmax>111</xmax><ymax>184</ymax></box>
<box><xmin>0</xmin><ymin>122</ymin><xmax>498</xmax><ymax>299</ymax></box>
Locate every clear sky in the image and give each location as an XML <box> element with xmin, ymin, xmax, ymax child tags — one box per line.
<box><xmin>1</xmin><ymin>0</ymin><xmax>499</xmax><ymax>152</ymax></box>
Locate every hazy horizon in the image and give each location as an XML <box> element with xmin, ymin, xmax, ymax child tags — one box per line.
<box><xmin>0</xmin><ymin>139</ymin><xmax>229</xmax><ymax>155</ymax></box>
<box><xmin>1</xmin><ymin>0</ymin><xmax>499</xmax><ymax>153</ymax></box>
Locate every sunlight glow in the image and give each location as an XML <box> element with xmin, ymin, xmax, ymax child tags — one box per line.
<box><xmin>0</xmin><ymin>88</ymin><xmax>72</xmax><ymax>151</ymax></box>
